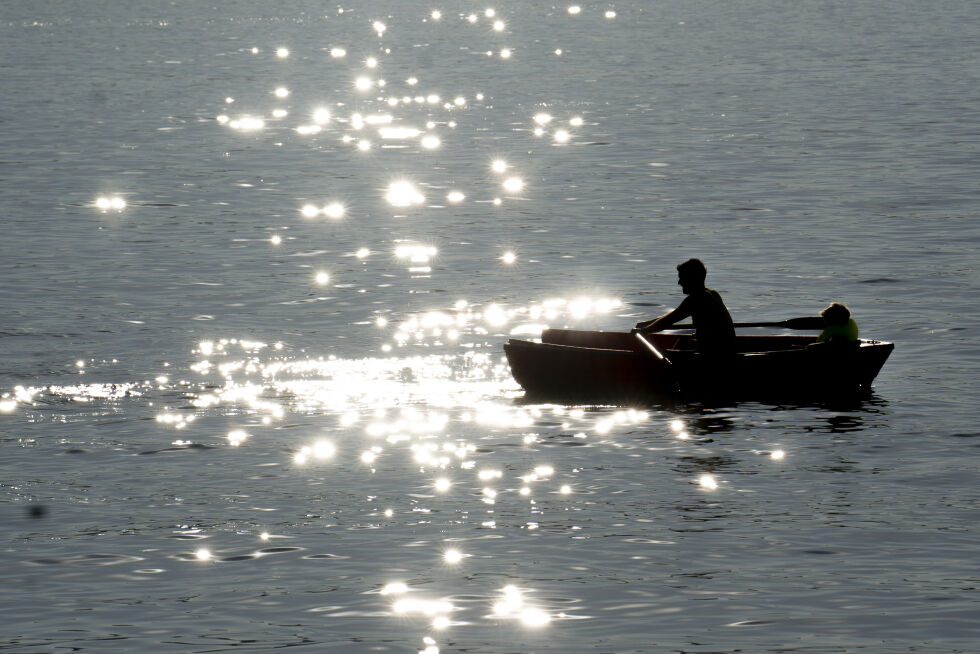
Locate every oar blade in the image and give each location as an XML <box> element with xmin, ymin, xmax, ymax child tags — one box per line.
<box><xmin>780</xmin><ymin>316</ymin><xmax>824</xmax><ymax>330</ymax></box>
<box><xmin>668</xmin><ymin>316</ymin><xmax>824</xmax><ymax>330</ymax></box>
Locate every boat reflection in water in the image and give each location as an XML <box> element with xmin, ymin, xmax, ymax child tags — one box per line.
<box><xmin>505</xmin><ymin>329</ymin><xmax>894</xmax><ymax>404</ymax></box>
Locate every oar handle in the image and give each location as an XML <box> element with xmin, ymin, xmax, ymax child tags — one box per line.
<box><xmin>635</xmin><ymin>333</ymin><xmax>672</xmax><ymax>366</ymax></box>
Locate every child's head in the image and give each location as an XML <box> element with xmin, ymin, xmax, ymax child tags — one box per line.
<box><xmin>820</xmin><ymin>302</ymin><xmax>850</xmax><ymax>326</ymax></box>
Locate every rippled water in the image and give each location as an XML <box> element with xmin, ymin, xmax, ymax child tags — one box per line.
<box><xmin>2</xmin><ymin>1</ymin><xmax>979</xmax><ymax>652</ymax></box>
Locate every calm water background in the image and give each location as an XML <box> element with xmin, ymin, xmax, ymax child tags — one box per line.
<box><xmin>2</xmin><ymin>1</ymin><xmax>978</xmax><ymax>652</ymax></box>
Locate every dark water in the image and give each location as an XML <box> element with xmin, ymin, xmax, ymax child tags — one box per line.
<box><xmin>1</xmin><ymin>1</ymin><xmax>978</xmax><ymax>652</ymax></box>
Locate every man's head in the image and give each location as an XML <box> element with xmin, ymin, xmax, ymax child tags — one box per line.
<box><xmin>676</xmin><ymin>258</ymin><xmax>707</xmax><ymax>294</ymax></box>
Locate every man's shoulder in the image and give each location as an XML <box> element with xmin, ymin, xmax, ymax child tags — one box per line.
<box><xmin>690</xmin><ymin>288</ymin><xmax>723</xmax><ymax>302</ymax></box>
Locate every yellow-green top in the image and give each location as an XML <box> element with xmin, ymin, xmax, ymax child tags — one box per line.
<box><xmin>817</xmin><ymin>318</ymin><xmax>859</xmax><ymax>343</ymax></box>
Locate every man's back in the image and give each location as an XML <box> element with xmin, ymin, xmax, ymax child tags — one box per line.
<box><xmin>680</xmin><ymin>287</ymin><xmax>736</xmax><ymax>355</ymax></box>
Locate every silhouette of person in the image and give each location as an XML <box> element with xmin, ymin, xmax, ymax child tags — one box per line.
<box><xmin>816</xmin><ymin>302</ymin><xmax>859</xmax><ymax>344</ymax></box>
<box><xmin>634</xmin><ymin>258</ymin><xmax>736</xmax><ymax>356</ymax></box>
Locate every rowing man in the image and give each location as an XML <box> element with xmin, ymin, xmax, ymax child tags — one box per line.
<box><xmin>633</xmin><ymin>258</ymin><xmax>736</xmax><ymax>356</ymax></box>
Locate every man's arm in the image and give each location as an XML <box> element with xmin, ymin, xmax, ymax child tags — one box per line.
<box><xmin>634</xmin><ymin>299</ymin><xmax>692</xmax><ymax>333</ymax></box>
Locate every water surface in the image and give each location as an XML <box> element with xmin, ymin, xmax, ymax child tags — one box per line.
<box><xmin>2</xmin><ymin>1</ymin><xmax>979</xmax><ymax>652</ymax></box>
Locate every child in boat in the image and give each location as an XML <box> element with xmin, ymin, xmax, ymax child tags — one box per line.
<box><xmin>816</xmin><ymin>302</ymin><xmax>859</xmax><ymax>344</ymax></box>
<box><xmin>634</xmin><ymin>258</ymin><xmax>736</xmax><ymax>356</ymax></box>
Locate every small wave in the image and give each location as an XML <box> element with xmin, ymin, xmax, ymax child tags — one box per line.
<box><xmin>29</xmin><ymin>552</ymin><xmax>144</xmax><ymax>566</ymax></box>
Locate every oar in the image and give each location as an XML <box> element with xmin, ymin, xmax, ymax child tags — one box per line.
<box><xmin>635</xmin><ymin>333</ymin><xmax>673</xmax><ymax>366</ymax></box>
<box><xmin>671</xmin><ymin>316</ymin><xmax>825</xmax><ymax>330</ymax></box>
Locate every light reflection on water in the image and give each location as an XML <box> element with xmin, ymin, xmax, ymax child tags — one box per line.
<box><xmin>4</xmin><ymin>290</ymin><xmax>660</xmax><ymax>646</ymax></box>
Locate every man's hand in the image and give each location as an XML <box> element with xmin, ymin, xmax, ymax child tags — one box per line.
<box><xmin>635</xmin><ymin>318</ymin><xmax>660</xmax><ymax>333</ymax></box>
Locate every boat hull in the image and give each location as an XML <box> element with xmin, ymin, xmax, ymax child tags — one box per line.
<box><xmin>504</xmin><ymin>338</ymin><xmax>676</xmax><ymax>403</ymax></box>
<box><xmin>504</xmin><ymin>329</ymin><xmax>894</xmax><ymax>403</ymax></box>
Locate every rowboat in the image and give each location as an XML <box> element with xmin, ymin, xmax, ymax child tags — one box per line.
<box><xmin>504</xmin><ymin>328</ymin><xmax>894</xmax><ymax>403</ymax></box>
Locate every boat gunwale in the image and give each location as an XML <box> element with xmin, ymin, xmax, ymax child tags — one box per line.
<box><xmin>505</xmin><ymin>338</ymin><xmax>640</xmax><ymax>354</ymax></box>
<box><xmin>514</xmin><ymin>332</ymin><xmax>894</xmax><ymax>357</ymax></box>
